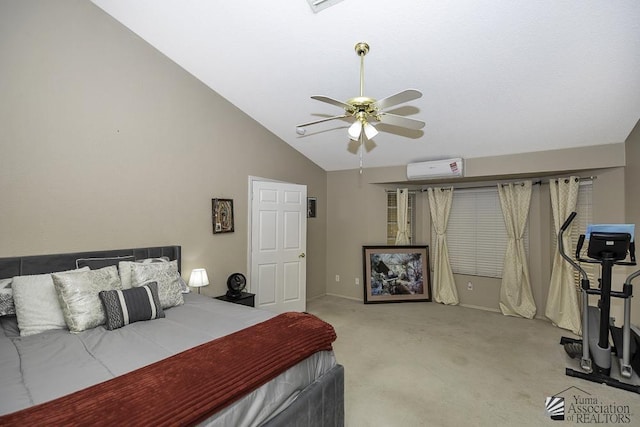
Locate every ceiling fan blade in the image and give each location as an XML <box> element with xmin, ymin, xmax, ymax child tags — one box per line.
<box><xmin>350</xmin><ymin>132</ymin><xmax>377</xmax><ymax>153</ymax></box>
<box><xmin>348</xmin><ymin>121</ymin><xmax>362</xmax><ymax>141</ymax></box>
<box><xmin>347</xmin><ymin>139</ymin><xmax>360</xmax><ymax>155</ymax></box>
<box><xmin>377</xmin><ymin>112</ymin><xmax>425</xmax><ymax>130</ymax></box>
<box><xmin>363</xmin><ymin>122</ymin><xmax>378</xmax><ymax>140</ymax></box>
<box><xmin>311</xmin><ymin>95</ymin><xmax>354</xmax><ymax>111</ymax></box>
<box><xmin>373</xmin><ymin>89</ymin><xmax>422</xmax><ymax>110</ymax></box>
<box><xmin>364</xmin><ymin>138</ymin><xmax>377</xmax><ymax>153</ymax></box>
<box><xmin>296</xmin><ymin>114</ymin><xmax>351</xmax><ymax>135</ymax></box>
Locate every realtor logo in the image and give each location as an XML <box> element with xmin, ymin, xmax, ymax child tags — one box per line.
<box><xmin>545</xmin><ymin>395</ymin><xmax>565</xmax><ymax>421</ymax></box>
<box><xmin>544</xmin><ymin>386</ymin><xmax>633</xmax><ymax>423</ymax></box>
<box><xmin>545</xmin><ymin>386</ymin><xmax>590</xmax><ymax>422</ymax></box>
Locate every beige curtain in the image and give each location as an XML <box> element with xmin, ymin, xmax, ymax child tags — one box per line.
<box><xmin>427</xmin><ymin>187</ymin><xmax>459</xmax><ymax>305</ymax></box>
<box><xmin>546</xmin><ymin>176</ymin><xmax>581</xmax><ymax>334</ymax></box>
<box><xmin>498</xmin><ymin>182</ymin><xmax>536</xmax><ymax>318</ymax></box>
<box><xmin>395</xmin><ymin>189</ymin><xmax>411</xmax><ymax>245</ymax></box>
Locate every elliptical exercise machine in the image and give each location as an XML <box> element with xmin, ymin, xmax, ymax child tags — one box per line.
<box><xmin>557</xmin><ymin>212</ymin><xmax>640</xmax><ymax>394</ymax></box>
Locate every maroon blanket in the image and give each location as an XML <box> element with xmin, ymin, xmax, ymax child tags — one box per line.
<box><xmin>0</xmin><ymin>312</ymin><xmax>336</xmax><ymax>426</ymax></box>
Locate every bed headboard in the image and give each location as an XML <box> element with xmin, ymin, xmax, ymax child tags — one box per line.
<box><xmin>0</xmin><ymin>246</ymin><xmax>181</xmax><ymax>280</ymax></box>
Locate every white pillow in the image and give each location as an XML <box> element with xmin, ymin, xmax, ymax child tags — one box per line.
<box><xmin>118</xmin><ymin>260</ymin><xmax>135</xmax><ymax>289</ymax></box>
<box><xmin>118</xmin><ymin>257</ymin><xmax>170</xmax><ymax>290</ymax></box>
<box><xmin>12</xmin><ymin>267</ymin><xmax>89</xmax><ymax>337</ymax></box>
<box><xmin>52</xmin><ymin>266</ymin><xmax>122</xmax><ymax>333</ymax></box>
<box><xmin>131</xmin><ymin>260</ymin><xmax>184</xmax><ymax>309</ymax></box>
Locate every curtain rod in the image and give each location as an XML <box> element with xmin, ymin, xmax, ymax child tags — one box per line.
<box><xmin>419</xmin><ymin>175</ymin><xmax>597</xmax><ymax>192</ymax></box>
<box><xmin>386</xmin><ymin>175</ymin><xmax>596</xmax><ymax>194</ymax></box>
<box><xmin>419</xmin><ymin>180</ymin><xmax>543</xmax><ymax>192</ymax></box>
<box><xmin>384</xmin><ymin>189</ymin><xmax>418</xmax><ymax>194</ymax></box>
<box><xmin>548</xmin><ymin>176</ymin><xmax>597</xmax><ymax>184</ymax></box>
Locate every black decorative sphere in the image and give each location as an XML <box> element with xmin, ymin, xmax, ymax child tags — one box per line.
<box><xmin>226</xmin><ymin>273</ymin><xmax>246</xmax><ymax>298</ymax></box>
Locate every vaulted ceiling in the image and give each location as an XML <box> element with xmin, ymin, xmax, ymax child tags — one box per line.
<box><xmin>91</xmin><ymin>0</ymin><xmax>640</xmax><ymax>171</ymax></box>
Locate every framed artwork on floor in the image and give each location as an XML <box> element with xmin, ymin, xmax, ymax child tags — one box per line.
<box><xmin>212</xmin><ymin>198</ymin><xmax>234</xmax><ymax>234</ymax></box>
<box><xmin>362</xmin><ymin>245</ymin><xmax>431</xmax><ymax>304</ymax></box>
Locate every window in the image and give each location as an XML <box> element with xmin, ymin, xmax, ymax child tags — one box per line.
<box><xmin>440</xmin><ymin>187</ymin><xmax>529</xmax><ymax>278</ymax></box>
<box><xmin>387</xmin><ymin>191</ymin><xmax>416</xmax><ymax>245</ymax></box>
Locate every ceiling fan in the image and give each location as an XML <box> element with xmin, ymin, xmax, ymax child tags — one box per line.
<box><xmin>296</xmin><ymin>42</ymin><xmax>425</xmax><ymax>147</ymax></box>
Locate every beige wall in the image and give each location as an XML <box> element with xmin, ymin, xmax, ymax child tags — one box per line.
<box><xmin>326</xmin><ymin>143</ymin><xmax>628</xmax><ymax>319</ymax></box>
<box><xmin>0</xmin><ymin>0</ymin><xmax>327</xmax><ymax>299</ymax></box>
<box><xmin>625</xmin><ymin>119</ymin><xmax>640</xmax><ymax>324</ymax></box>
<box><xmin>326</xmin><ymin>171</ymin><xmax>387</xmax><ymax>298</ymax></box>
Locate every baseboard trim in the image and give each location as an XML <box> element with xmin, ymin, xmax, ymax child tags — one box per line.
<box><xmin>317</xmin><ymin>295</ymin><xmax>503</xmax><ymax>309</ymax></box>
<box><xmin>459</xmin><ymin>303</ymin><xmax>501</xmax><ymax>313</ymax></box>
<box><xmin>324</xmin><ymin>293</ymin><xmax>363</xmax><ymax>302</ymax></box>
<box><xmin>306</xmin><ymin>294</ymin><xmax>327</xmax><ymax>302</ymax></box>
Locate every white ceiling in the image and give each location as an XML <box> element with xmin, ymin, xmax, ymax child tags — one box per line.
<box><xmin>91</xmin><ymin>0</ymin><xmax>640</xmax><ymax>172</ymax></box>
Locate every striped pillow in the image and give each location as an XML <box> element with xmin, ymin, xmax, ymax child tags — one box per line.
<box><xmin>99</xmin><ymin>282</ymin><xmax>164</xmax><ymax>330</ymax></box>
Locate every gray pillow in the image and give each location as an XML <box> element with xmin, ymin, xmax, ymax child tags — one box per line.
<box><xmin>139</xmin><ymin>257</ymin><xmax>170</xmax><ymax>264</ymax></box>
<box><xmin>131</xmin><ymin>260</ymin><xmax>183</xmax><ymax>309</ymax></box>
<box><xmin>99</xmin><ymin>281</ymin><xmax>164</xmax><ymax>330</ymax></box>
<box><xmin>52</xmin><ymin>266</ymin><xmax>122</xmax><ymax>333</ymax></box>
<box><xmin>76</xmin><ymin>255</ymin><xmax>135</xmax><ymax>270</ymax></box>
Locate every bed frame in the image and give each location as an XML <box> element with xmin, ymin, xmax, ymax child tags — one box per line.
<box><xmin>0</xmin><ymin>245</ymin><xmax>344</xmax><ymax>426</ymax></box>
<box><xmin>0</xmin><ymin>246</ymin><xmax>182</xmax><ymax>279</ymax></box>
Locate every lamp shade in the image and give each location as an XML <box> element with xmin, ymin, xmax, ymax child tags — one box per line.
<box><xmin>188</xmin><ymin>268</ymin><xmax>209</xmax><ymax>288</ymax></box>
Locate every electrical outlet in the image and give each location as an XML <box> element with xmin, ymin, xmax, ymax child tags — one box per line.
<box><xmin>335</xmin><ymin>275</ymin><xmax>340</xmax><ymax>282</ymax></box>
<box><xmin>467</xmin><ymin>281</ymin><xmax>473</xmax><ymax>290</ymax></box>
<box><xmin>355</xmin><ymin>277</ymin><xmax>360</xmax><ymax>285</ymax></box>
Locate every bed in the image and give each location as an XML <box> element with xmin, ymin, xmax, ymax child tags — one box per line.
<box><xmin>0</xmin><ymin>245</ymin><xmax>344</xmax><ymax>426</ymax></box>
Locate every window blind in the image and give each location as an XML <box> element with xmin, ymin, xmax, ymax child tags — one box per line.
<box><xmin>446</xmin><ymin>188</ymin><xmax>505</xmax><ymax>277</ymax></box>
<box><xmin>439</xmin><ymin>187</ymin><xmax>529</xmax><ymax>278</ymax></box>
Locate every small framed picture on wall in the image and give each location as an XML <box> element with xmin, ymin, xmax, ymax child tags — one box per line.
<box><xmin>307</xmin><ymin>197</ymin><xmax>317</xmax><ymax>218</ymax></box>
<box><xmin>212</xmin><ymin>198</ymin><xmax>234</xmax><ymax>234</ymax></box>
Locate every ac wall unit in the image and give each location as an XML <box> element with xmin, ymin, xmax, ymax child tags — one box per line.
<box><xmin>406</xmin><ymin>158</ymin><xmax>464</xmax><ymax>180</ymax></box>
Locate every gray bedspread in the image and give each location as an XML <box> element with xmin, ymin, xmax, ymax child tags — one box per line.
<box><xmin>0</xmin><ymin>294</ymin><xmax>336</xmax><ymax>426</ymax></box>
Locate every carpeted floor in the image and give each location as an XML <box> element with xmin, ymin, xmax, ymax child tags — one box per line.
<box><xmin>306</xmin><ymin>295</ymin><xmax>640</xmax><ymax>427</ymax></box>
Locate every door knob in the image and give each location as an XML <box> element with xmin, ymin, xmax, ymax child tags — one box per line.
<box><xmin>299</xmin><ymin>253</ymin><xmax>306</xmax><ymax>258</ymax></box>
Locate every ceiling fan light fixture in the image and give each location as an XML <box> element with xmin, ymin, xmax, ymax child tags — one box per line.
<box><xmin>363</xmin><ymin>122</ymin><xmax>378</xmax><ymax>140</ymax></box>
<box><xmin>348</xmin><ymin>121</ymin><xmax>362</xmax><ymax>140</ymax></box>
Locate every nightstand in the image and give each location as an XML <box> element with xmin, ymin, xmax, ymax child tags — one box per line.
<box><xmin>214</xmin><ymin>292</ymin><xmax>255</xmax><ymax>307</ymax></box>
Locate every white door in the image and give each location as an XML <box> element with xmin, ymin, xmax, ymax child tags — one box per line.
<box><xmin>250</xmin><ymin>180</ymin><xmax>307</xmax><ymax>313</ymax></box>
